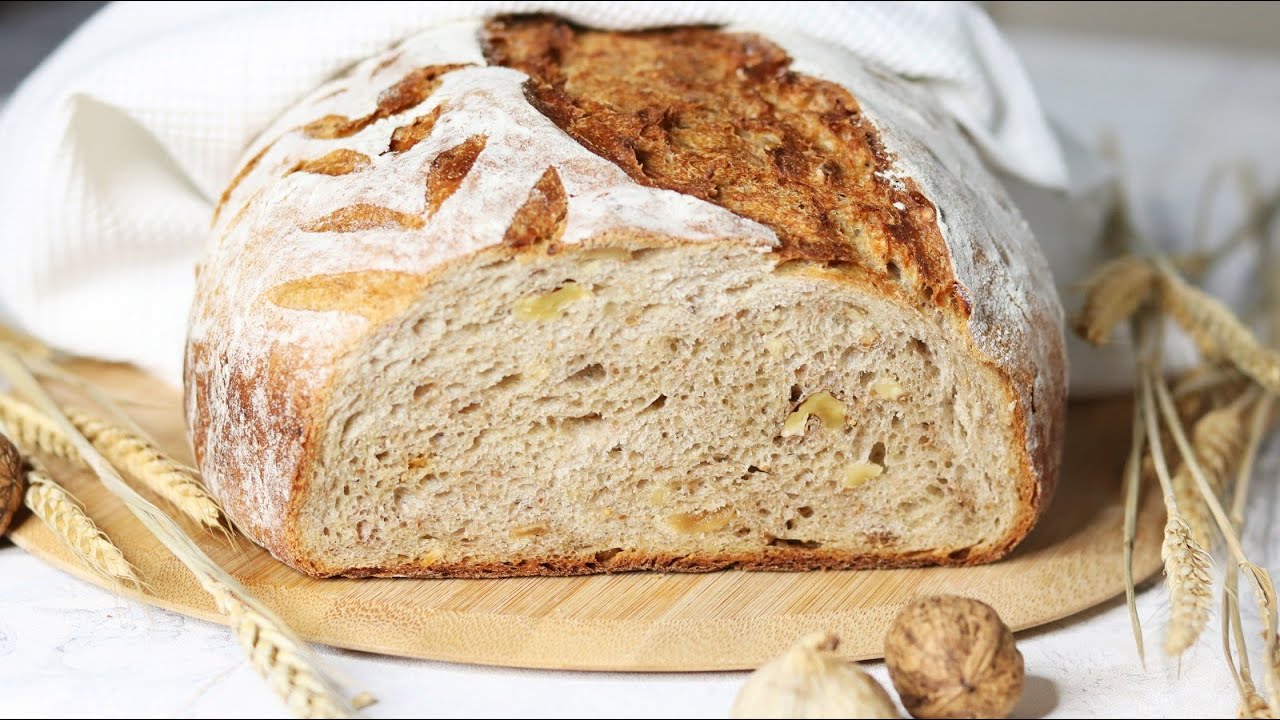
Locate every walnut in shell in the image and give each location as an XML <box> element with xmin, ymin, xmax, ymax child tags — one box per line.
<box><xmin>883</xmin><ymin>595</ymin><xmax>1024</xmax><ymax>719</ymax></box>
<box><xmin>732</xmin><ymin>632</ymin><xmax>900</xmax><ymax>719</ymax></box>
<box><xmin>0</xmin><ymin>429</ymin><xmax>23</xmax><ymax>534</ymax></box>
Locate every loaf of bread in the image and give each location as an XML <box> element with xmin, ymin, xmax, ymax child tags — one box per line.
<box><xmin>186</xmin><ymin>15</ymin><xmax>1066</xmax><ymax>578</ymax></box>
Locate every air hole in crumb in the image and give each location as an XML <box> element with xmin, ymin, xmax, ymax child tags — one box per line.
<box><xmin>948</xmin><ymin>547</ymin><xmax>972</xmax><ymax>561</ymax></box>
<box><xmin>909</xmin><ymin>338</ymin><xmax>932</xmax><ymax>360</ymax></box>
<box><xmin>789</xmin><ymin>384</ymin><xmax>803</xmax><ymax>402</ymax></box>
<box><xmin>375</xmin><ymin>451</ymin><xmax>389</xmax><ymax>463</ymax></box>
<box><xmin>595</xmin><ymin>548</ymin><xmax>622</xmax><ymax>563</ymax></box>
<box><xmin>886</xmin><ymin>261</ymin><xmax>901</xmax><ymax>280</ymax></box>
<box><xmin>412</xmin><ymin>383</ymin><xmax>434</xmax><ymax>401</ymax></box>
<box><xmin>562</xmin><ymin>412</ymin><xmax>602</xmax><ymax>429</ymax></box>
<box><xmin>341</xmin><ymin>412</ymin><xmax>363</xmax><ymax>440</ymax></box>
<box><xmin>458</xmin><ymin>401</ymin><xmax>480</xmax><ymax>414</ymax></box>
<box><xmin>797</xmin><ymin>506</ymin><xmax>813</xmax><ymax>518</ymax></box>
<box><xmin>492</xmin><ymin>373</ymin><xmax>521</xmax><ymax>390</ymax></box>
<box><xmin>785</xmin><ymin>519</ymin><xmax>796</xmax><ymax>530</ymax></box>
<box><xmin>768</xmin><ymin>537</ymin><xmax>822</xmax><ymax>549</ymax></box>
<box><xmin>747</xmin><ymin>465</ymin><xmax>765</xmax><ymax>474</ymax></box>
<box><xmin>640</xmin><ymin>394</ymin><xmax>667</xmax><ymax>413</ymax></box>
<box><xmin>869</xmin><ymin>441</ymin><xmax>886</xmax><ymax>465</ymax></box>
<box><xmin>567</xmin><ymin>363</ymin><xmax>605</xmax><ymax>383</ymax></box>
<box><xmin>735</xmin><ymin>527</ymin><xmax>751</xmax><ymax>537</ymax></box>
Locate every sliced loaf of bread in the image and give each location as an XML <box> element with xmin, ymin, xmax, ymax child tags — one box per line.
<box><xmin>185</xmin><ymin>15</ymin><xmax>1066</xmax><ymax>577</ymax></box>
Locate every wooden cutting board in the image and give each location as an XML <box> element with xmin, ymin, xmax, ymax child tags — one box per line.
<box><xmin>8</xmin><ymin>361</ymin><xmax>1164</xmax><ymax>671</ymax></box>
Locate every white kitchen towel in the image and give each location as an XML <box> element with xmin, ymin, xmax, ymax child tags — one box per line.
<box><xmin>0</xmin><ymin>1</ymin><xmax>1073</xmax><ymax>387</ymax></box>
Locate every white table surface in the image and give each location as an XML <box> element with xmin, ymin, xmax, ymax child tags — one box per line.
<box><xmin>4</xmin><ymin>26</ymin><xmax>1280</xmax><ymax>719</ymax></box>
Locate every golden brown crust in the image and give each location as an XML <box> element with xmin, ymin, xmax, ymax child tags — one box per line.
<box><xmin>290</xmin><ymin>148</ymin><xmax>372</xmax><ymax>176</ymax></box>
<box><xmin>483</xmin><ymin>15</ymin><xmax>964</xmax><ymax>313</ymax></box>
<box><xmin>0</xmin><ymin>430</ymin><xmax>22</xmax><ymax>535</ymax></box>
<box><xmin>502</xmin><ymin>166</ymin><xmax>567</xmax><ymax>250</ymax></box>
<box><xmin>388</xmin><ymin>105</ymin><xmax>445</xmax><ymax>154</ymax></box>
<box><xmin>426</xmin><ymin>135</ymin><xmax>487</xmax><ymax>215</ymax></box>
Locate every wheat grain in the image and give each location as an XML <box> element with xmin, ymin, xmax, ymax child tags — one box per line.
<box><xmin>1159</xmin><ymin>269</ymin><xmax>1280</xmax><ymax>391</ymax></box>
<box><xmin>0</xmin><ymin>394</ymin><xmax>82</xmax><ymax>463</ymax></box>
<box><xmin>1074</xmin><ymin>256</ymin><xmax>1158</xmax><ymax>345</ymax></box>
<box><xmin>205</xmin><ymin>581</ymin><xmax>353</xmax><ymax>718</ymax></box>
<box><xmin>1174</xmin><ymin>399</ymin><xmax>1252</xmax><ymax>547</ymax></box>
<box><xmin>23</xmin><ymin>458</ymin><xmax>138</xmax><ymax>586</ymax></box>
<box><xmin>1163</xmin><ymin>512</ymin><xmax>1214</xmax><ymax>656</ymax></box>
<box><xmin>65</xmin><ymin>407</ymin><xmax>222</xmax><ymax>528</ymax></box>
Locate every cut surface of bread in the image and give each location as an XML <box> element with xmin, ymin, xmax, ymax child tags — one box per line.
<box><xmin>313</xmin><ymin>238</ymin><xmax>1024</xmax><ymax>575</ymax></box>
<box><xmin>186</xmin><ymin>16</ymin><xmax>1065</xmax><ymax>578</ymax></box>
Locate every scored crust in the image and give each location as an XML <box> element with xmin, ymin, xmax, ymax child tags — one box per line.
<box><xmin>186</xmin><ymin>15</ymin><xmax>1065</xmax><ymax>577</ymax></box>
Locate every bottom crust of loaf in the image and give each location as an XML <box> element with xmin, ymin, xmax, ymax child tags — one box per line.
<box><xmin>334</xmin><ymin>542</ymin><xmax>1021</xmax><ymax>579</ymax></box>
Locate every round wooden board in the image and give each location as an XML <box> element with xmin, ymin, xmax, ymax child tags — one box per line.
<box><xmin>9</xmin><ymin>361</ymin><xmax>1164</xmax><ymax>671</ymax></box>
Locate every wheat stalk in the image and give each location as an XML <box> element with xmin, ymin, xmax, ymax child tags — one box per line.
<box><xmin>1152</xmin><ymin>373</ymin><xmax>1280</xmax><ymax>708</ymax></box>
<box><xmin>1173</xmin><ymin>396</ymin><xmax>1254</xmax><ymax>547</ymax></box>
<box><xmin>1121</xmin><ymin>372</ymin><xmax>1148</xmax><ymax>666</ymax></box>
<box><xmin>0</xmin><ymin>394</ymin><xmax>83</xmax><ymax>463</ymax></box>
<box><xmin>0</xmin><ymin>350</ymin><xmax>369</xmax><ymax>718</ymax></box>
<box><xmin>1075</xmin><ymin>256</ymin><xmax>1159</xmax><ymax>345</ymax></box>
<box><xmin>65</xmin><ymin>407</ymin><xmax>221</xmax><ymax>528</ymax></box>
<box><xmin>22</xmin><ymin>457</ymin><xmax>138</xmax><ymax>586</ymax></box>
<box><xmin>1137</xmin><ymin>355</ymin><xmax>1215</xmax><ymax>656</ymax></box>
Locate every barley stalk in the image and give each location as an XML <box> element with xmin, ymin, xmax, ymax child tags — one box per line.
<box><xmin>22</xmin><ymin>457</ymin><xmax>138</xmax><ymax>586</ymax></box>
<box><xmin>0</xmin><ymin>394</ymin><xmax>83</xmax><ymax>464</ymax></box>
<box><xmin>1075</xmin><ymin>256</ymin><xmax>1158</xmax><ymax>345</ymax></box>
<box><xmin>0</xmin><ymin>349</ymin><xmax>369</xmax><ymax>718</ymax></box>
<box><xmin>65</xmin><ymin>407</ymin><xmax>220</xmax><ymax>528</ymax></box>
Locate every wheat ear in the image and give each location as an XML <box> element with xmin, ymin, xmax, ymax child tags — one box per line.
<box><xmin>1158</xmin><ymin>266</ymin><xmax>1280</xmax><ymax>391</ymax></box>
<box><xmin>65</xmin><ymin>407</ymin><xmax>221</xmax><ymax>528</ymax></box>
<box><xmin>1173</xmin><ymin>396</ymin><xmax>1254</xmax><ymax>547</ymax></box>
<box><xmin>1136</xmin><ymin>321</ymin><xmax>1214</xmax><ymax>657</ymax></box>
<box><xmin>0</xmin><ymin>350</ymin><xmax>369</xmax><ymax>718</ymax></box>
<box><xmin>1151</xmin><ymin>371</ymin><xmax>1280</xmax><ymax>703</ymax></box>
<box><xmin>1075</xmin><ymin>256</ymin><xmax>1158</xmax><ymax>344</ymax></box>
<box><xmin>0</xmin><ymin>394</ymin><xmax>83</xmax><ymax>463</ymax></box>
<box><xmin>23</xmin><ymin>457</ymin><xmax>138</xmax><ymax>586</ymax></box>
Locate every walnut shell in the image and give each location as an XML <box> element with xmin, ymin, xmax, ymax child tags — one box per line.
<box><xmin>883</xmin><ymin>595</ymin><xmax>1024</xmax><ymax>719</ymax></box>
<box><xmin>732</xmin><ymin>632</ymin><xmax>900</xmax><ymax>719</ymax></box>
<box><xmin>0</xmin><ymin>430</ymin><xmax>23</xmax><ymax>535</ymax></box>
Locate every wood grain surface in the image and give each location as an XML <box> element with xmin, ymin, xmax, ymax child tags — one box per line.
<box><xmin>8</xmin><ymin>361</ymin><xmax>1164</xmax><ymax>671</ymax></box>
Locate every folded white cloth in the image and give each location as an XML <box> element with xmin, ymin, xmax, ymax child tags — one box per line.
<box><xmin>0</xmin><ymin>1</ymin><xmax>1076</xmax><ymax>387</ymax></box>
